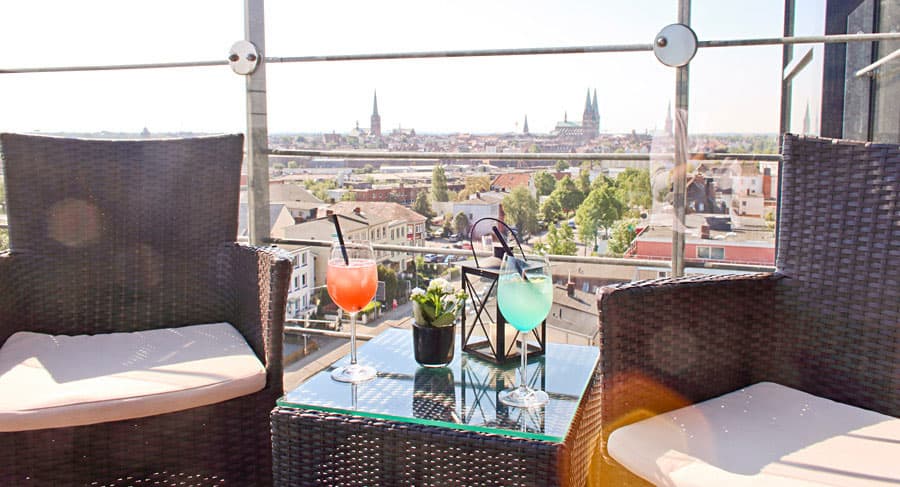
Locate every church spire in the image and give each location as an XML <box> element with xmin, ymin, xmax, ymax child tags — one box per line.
<box><xmin>523</xmin><ymin>115</ymin><xmax>529</xmax><ymax>134</ymax></box>
<box><xmin>370</xmin><ymin>90</ymin><xmax>382</xmax><ymax>137</ymax></box>
<box><xmin>583</xmin><ymin>89</ymin><xmax>593</xmax><ymax>120</ymax></box>
<box><xmin>591</xmin><ymin>89</ymin><xmax>599</xmax><ymax>122</ymax></box>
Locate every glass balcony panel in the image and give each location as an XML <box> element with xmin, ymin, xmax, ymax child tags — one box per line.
<box><xmin>872</xmin><ymin>0</ymin><xmax>900</xmax><ymax>143</ymax></box>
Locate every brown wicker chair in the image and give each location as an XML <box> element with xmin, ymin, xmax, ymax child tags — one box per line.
<box><xmin>0</xmin><ymin>133</ymin><xmax>291</xmax><ymax>486</ymax></box>
<box><xmin>594</xmin><ymin>134</ymin><xmax>899</xmax><ymax>485</ymax></box>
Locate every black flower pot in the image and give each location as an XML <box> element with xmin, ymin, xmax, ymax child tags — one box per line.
<box><xmin>413</xmin><ymin>322</ymin><xmax>455</xmax><ymax>367</ymax></box>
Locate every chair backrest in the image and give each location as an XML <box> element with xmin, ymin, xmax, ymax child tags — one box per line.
<box><xmin>774</xmin><ymin>134</ymin><xmax>899</xmax><ymax>415</ymax></box>
<box><xmin>0</xmin><ymin>133</ymin><xmax>245</xmax><ymax>335</ymax></box>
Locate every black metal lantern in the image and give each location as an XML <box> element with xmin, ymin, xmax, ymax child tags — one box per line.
<box><xmin>459</xmin><ymin>218</ymin><xmax>546</xmax><ymax>364</ymax></box>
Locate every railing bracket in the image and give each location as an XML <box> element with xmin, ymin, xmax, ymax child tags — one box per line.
<box><xmin>654</xmin><ymin>23</ymin><xmax>697</xmax><ymax>67</ymax></box>
<box><xmin>229</xmin><ymin>40</ymin><xmax>260</xmax><ymax>75</ymax></box>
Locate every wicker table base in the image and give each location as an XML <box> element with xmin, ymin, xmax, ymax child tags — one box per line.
<box><xmin>272</xmin><ymin>406</ymin><xmax>572</xmax><ymax>487</ymax></box>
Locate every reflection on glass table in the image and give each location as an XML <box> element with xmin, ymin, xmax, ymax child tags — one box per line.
<box><xmin>278</xmin><ymin>328</ymin><xmax>599</xmax><ymax>441</ymax></box>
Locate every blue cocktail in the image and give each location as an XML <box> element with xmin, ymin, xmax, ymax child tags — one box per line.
<box><xmin>497</xmin><ymin>253</ymin><xmax>553</xmax><ymax>408</ymax></box>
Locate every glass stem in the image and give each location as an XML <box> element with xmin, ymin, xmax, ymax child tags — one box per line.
<box><xmin>350</xmin><ymin>312</ymin><xmax>358</xmax><ymax>365</ymax></box>
<box><xmin>520</xmin><ymin>332</ymin><xmax>528</xmax><ymax>391</ymax></box>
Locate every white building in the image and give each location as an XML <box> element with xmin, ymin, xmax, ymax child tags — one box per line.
<box><xmin>285</xmin><ymin>246</ymin><xmax>316</xmax><ymax>320</ymax></box>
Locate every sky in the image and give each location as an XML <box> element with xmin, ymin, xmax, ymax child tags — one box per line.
<box><xmin>0</xmin><ymin>0</ymin><xmax>786</xmax><ymax>135</ymax></box>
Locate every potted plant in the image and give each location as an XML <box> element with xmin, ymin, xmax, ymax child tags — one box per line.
<box><xmin>410</xmin><ymin>278</ymin><xmax>467</xmax><ymax>367</ymax></box>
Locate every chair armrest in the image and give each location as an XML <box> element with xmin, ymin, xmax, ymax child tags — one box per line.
<box><xmin>221</xmin><ymin>243</ymin><xmax>292</xmax><ymax>395</ymax></box>
<box><xmin>0</xmin><ymin>252</ymin><xmax>16</xmax><ymax>345</ymax></box>
<box><xmin>597</xmin><ymin>273</ymin><xmax>780</xmax><ymax>428</ymax></box>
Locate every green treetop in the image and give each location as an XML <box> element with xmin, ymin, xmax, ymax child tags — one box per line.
<box><xmin>616</xmin><ymin>168</ymin><xmax>652</xmax><ymax>209</ymax></box>
<box><xmin>533</xmin><ymin>170</ymin><xmax>556</xmax><ymax>197</ymax></box>
<box><xmin>544</xmin><ymin>223</ymin><xmax>577</xmax><ymax>256</ymax></box>
<box><xmin>501</xmin><ymin>187</ymin><xmax>539</xmax><ymax>236</ymax></box>
<box><xmin>432</xmin><ymin>164</ymin><xmax>450</xmax><ymax>202</ymax></box>
<box><xmin>412</xmin><ymin>190</ymin><xmax>435</xmax><ymax>220</ymax></box>
<box><xmin>575</xmin><ymin>184</ymin><xmax>625</xmax><ymax>253</ymax></box>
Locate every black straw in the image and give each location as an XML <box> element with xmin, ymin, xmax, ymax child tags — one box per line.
<box><xmin>330</xmin><ymin>214</ymin><xmax>350</xmax><ymax>265</ymax></box>
<box><xmin>492</xmin><ymin>226</ymin><xmax>514</xmax><ymax>257</ymax></box>
<box><xmin>492</xmin><ymin>226</ymin><xmax>528</xmax><ymax>281</ymax></box>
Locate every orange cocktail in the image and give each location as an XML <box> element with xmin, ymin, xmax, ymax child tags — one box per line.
<box><xmin>327</xmin><ymin>258</ymin><xmax>377</xmax><ymax>313</ymax></box>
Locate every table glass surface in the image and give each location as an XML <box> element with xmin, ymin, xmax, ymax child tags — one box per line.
<box><xmin>277</xmin><ymin>328</ymin><xmax>599</xmax><ymax>442</ymax></box>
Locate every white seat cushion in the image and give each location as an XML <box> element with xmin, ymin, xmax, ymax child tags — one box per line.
<box><xmin>608</xmin><ymin>382</ymin><xmax>900</xmax><ymax>486</ymax></box>
<box><xmin>0</xmin><ymin>322</ymin><xmax>266</xmax><ymax>432</ymax></box>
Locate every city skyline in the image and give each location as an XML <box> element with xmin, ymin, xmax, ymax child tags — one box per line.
<box><xmin>1</xmin><ymin>0</ymin><xmax>784</xmax><ymax>135</ymax></box>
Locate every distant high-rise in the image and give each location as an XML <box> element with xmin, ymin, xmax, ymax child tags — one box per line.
<box><xmin>523</xmin><ymin>115</ymin><xmax>529</xmax><ymax>134</ymax></box>
<box><xmin>371</xmin><ymin>91</ymin><xmax>382</xmax><ymax>137</ymax></box>
<box><xmin>664</xmin><ymin>101</ymin><xmax>673</xmax><ymax>135</ymax></box>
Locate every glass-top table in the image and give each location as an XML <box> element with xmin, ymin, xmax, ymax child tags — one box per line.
<box><xmin>278</xmin><ymin>327</ymin><xmax>600</xmax><ymax>442</ymax></box>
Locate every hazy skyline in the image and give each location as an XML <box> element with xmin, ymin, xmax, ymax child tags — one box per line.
<box><xmin>1</xmin><ymin>0</ymin><xmax>785</xmax><ymax>135</ymax></box>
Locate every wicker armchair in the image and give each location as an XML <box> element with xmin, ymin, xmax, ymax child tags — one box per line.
<box><xmin>595</xmin><ymin>134</ymin><xmax>899</xmax><ymax>485</ymax></box>
<box><xmin>0</xmin><ymin>134</ymin><xmax>291</xmax><ymax>485</ymax></box>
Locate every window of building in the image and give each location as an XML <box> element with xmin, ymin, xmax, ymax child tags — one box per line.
<box><xmin>301</xmin><ymin>252</ymin><xmax>307</xmax><ymax>265</ymax></box>
<box><xmin>301</xmin><ymin>273</ymin><xmax>307</xmax><ymax>287</ymax></box>
<box><xmin>292</xmin><ymin>275</ymin><xmax>299</xmax><ymax>290</ymax></box>
<box><xmin>697</xmin><ymin>246</ymin><xmax>725</xmax><ymax>260</ymax></box>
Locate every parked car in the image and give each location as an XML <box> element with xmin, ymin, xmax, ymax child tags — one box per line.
<box><xmin>448</xmin><ymin>233</ymin><xmax>461</xmax><ymax>242</ymax></box>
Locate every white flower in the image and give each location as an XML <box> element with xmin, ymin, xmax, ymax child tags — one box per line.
<box><xmin>428</xmin><ymin>278</ymin><xmax>449</xmax><ymax>293</ymax></box>
<box><xmin>411</xmin><ymin>287</ymin><xmax>425</xmax><ymax>297</ymax></box>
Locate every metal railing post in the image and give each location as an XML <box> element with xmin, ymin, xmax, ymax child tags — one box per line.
<box><xmin>245</xmin><ymin>0</ymin><xmax>271</xmax><ymax>246</ymax></box>
<box><xmin>672</xmin><ymin>0</ymin><xmax>691</xmax><ymax>278</ymax></box>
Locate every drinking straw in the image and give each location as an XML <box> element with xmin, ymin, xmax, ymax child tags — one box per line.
<box><xmin>492</xmin><ymin>226</ymin><xmax>529</xmax><ymax>281</ymax></box>
<box><xmin>492</xmin><ymin>226</ymin><xmax>515</xmax><ymax>257</ymax></box>
<box><xmin>330</xmin><ymin>214</ymin><xmax>350</xmax><ymax>265</ymax></box>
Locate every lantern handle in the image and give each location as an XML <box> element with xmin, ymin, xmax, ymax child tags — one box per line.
<box><xmin>467</xmin><ymin>217</ymin><xmax>528</xmax><ymax>268</ymax></box>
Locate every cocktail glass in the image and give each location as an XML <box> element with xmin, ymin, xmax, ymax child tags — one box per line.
<box><xmin>497</xmin><ymin>253</ymin><xmax>552</xmax><ymax>408</ymax></box>
<box><xmin>326</xmin><ymin>241</ymin><xmax>378</xmax><ymax>383</ymax></box>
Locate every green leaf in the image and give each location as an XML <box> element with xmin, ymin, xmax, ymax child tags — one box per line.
<box><xmin>431</xmin><ymin>312</ymin><xmax>455</xmax><ymax>328</ymax></box>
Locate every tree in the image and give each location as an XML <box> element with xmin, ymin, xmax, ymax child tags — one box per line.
<box><xmin>616</xmin><ymin>168</ymin><xmax>652</xmax><ymax>209</ymax></box>
<box><xmin>412</xmin><ymin>190</ymin><xmax>435</xmax><ymax>220</ymax></box>
<box><xmin>287</xmin><ymin>160</ymin><xmax>299</xmax><ymax>169</ymax></box>
<box><xmin>590</xmin><ymin>174</ymin><xmax>615</xmax><ymax>192</ymax></box>
<box><xmin>442</xmin><ymin>215</ymin><xmax>454</xmax><ymax>236</ymax></box>
<box><xmin>533</xmin><ymin>171</ymin><xmax>556</xmax><ymax>197</ymax></box>
<box><xmin>377</xmin><ymin>264</ymin><xmax>399</xmax><ymax>304</ymax></box>
<box><xmin>457</xmin><ymin>175</ymin><xmax>492</xmax><ymax>200</ymax></box>
<box><xmin>544</xmin><ymin>224</ymin><xmax>577</xmax><ymax>255</ymax></box>
<box><xmin>340</xmin><ymin>191</ymin><xmax>356</xmax><ymax>201</ymax></box>
<box><xmin>304</xmin><ymin>179</ymin><xmax>337</xmax><ymax>202</ymax></box>
<box><xmin>576</xmin><ymin>167</ymin><xmax>592</xmax><ymax>195</ymax></box>
<box><xmin>501</xmin><ymin>187</ymin><xmax>539</xmax><ymax>236</ymax></box>
<box><xmin>554</xmin><ymin>160</ymin><xmax>570</xmax><ymax>172</ymax></box>
<box><xmin>608</xmin><ymin>218</ymin><xmax>639</xmax><ymax>256</ymax></box>
<box><xmin>0</xmin><ymin>228</ymin><xmax>7</xmax><ymax>252</ymax></box>
<box><xmin>548</xmin><ymin>176</ymin><xmax>584</xmax><ymax>216</ymax></box>
<box><xmin>453</xmin><ymin>211</ymin><xmax>470</xmax><ymax>236</ymax></box>
<box><xmin>575</xmin><ymin>185</ymin><xmax>625</xmax><ymax>254</ymax></box>
<box><xmin>432</xmin><ymin>164</ymin><xmax>449</xmax><ymax>202</ymax></box>
<box><xmin>541</xmin><ymin>196</ymin><xmax>563</xmax><ymax>223</ymax></box>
